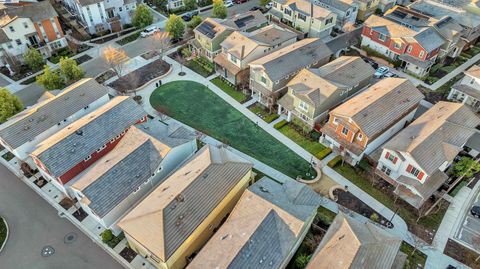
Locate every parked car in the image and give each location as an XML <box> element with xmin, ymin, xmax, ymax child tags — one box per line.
<box><xmin>384</xmin><ymin>72</ymin><xmax>397</xmax><ymax>78</ymax></box>
<box><xmin>250</xmin><ymin>6</ymin><xmax>260</xmax><ymax>11</ymax></box>
<box><xmin>182</xmin><ymin>11</ymin><xmax>199</xmax><ymax>21</ymax></box>
<box><xmin>471</xmin><ymin>205</ymin><xmax>480</xmax><ymax>218</ymax></box>
<box><xmin>140</xmin><ymin>26</ymin><xmax>159</xmax><ymax>38</ymax></box>
<box><xmin>234</xmin><ymin>0</ymin><xmax>249</xmax><ymax>4</ymax></box>
<box><xmin>225</xmin><ymin>0</ymin><xmax>234</xmax><ymax>7</ymax></box>
<box><xmin>374</xmin><ymin>66</ymin><xmax>389</xmax><ymax>78</ymax></box>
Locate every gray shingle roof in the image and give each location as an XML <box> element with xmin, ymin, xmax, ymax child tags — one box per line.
<box><xmin>118</xmin><ymin>145</ymin><xmax>253</xmax><ymax>261</ymax></box>
<box><xmin>187</xmin><ymin>177</ymin><xmax>321</xmax><ymax>269</ymax></box>
<box><xmin>307</xmin><ymin>213</ymin><xmax>402</xmax><ymax>269</ymax></box>
<box><xmin>409</xmin><ymin>0</ymin><xmax>480</xmax><ymax>29</ymax></box>
<box><xmin>250</xmin><ymin>38</ymin><xmax>332</xmax><ymax>82</ymax></box>
<box><xmin>414</xmin><ymin>27</ymin><xmax>446</xmax><ymax>53</ymax></box>
<box><xmin>316</xmin><ymin>0</ymin><xmax>352</xmax><ymax>12</ymax></box>
<box><xmin>312</xmin><ymin>56</ymin><xmax>375</xmax><ymax>89</ymax></box>
<box><xmin>0</xmin><ymin>29</ymin><xmax>10</xmax><ymax>43</ymax></box>
<box><xmin>0</xmin><ymin>1</ymin><xmax>58</xmax><ymax>22</ymax></box>
<box><xmin>32</xmin><ymin>97</ymin><xmax>146</xmax><ymax>178</ymax></box>
<box><xmin>0</xmin><ymin>78</ymin><xmax>108</xmax><ymax>150</ymax></box>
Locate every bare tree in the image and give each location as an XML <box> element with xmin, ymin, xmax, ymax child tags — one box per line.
<box><xmin>150</xmin><ymin>31</ymin><xmax>171</xmax><ymax>60</ymax></box>
<box><xmin>2</xmin><ymin>51</ymin><xmax>21</xmax><ymax>74</ymax></box>
<box><xmin>101</xmin><ymin>46</ymin><xmax>128</xmax><ymax>78</ymax></box>
<box><xmin>176</xmin><ymin>54</ymin><xmax>186</xmax><ymax>74</ymax></box>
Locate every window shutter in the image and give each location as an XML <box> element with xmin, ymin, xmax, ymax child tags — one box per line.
<box><xmin>393</xmin><ymin>157</ymin><xmax>398</xmax><ymax>164</ymax></box>
<box><xmin>385</xmin><ymin>152</ymin><xmax>390</xmax><ymax>159</ymax></box>
<box><xmin>417</xmin><ymin>172</ymin><xmax>424</xmax><ymax>180</ymax></box>
<box><xmin>406</xmin><ymin>164</ymin><xmax>413</xmax><ymax>173</ymax></box>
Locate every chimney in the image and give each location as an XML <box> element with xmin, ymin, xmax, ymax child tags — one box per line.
<box><xmin>241</xmin><ymin>45</ymin><xmax>245</xmax><ymax>59</ymax></box>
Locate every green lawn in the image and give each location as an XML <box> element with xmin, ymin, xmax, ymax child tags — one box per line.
<box><xmin>150</xmin><ymin>81</ymin><xmax>315</xmax><ymax>179</ymax></box>
<box><xmin>279</xmin><ymin>125</ymin><xmax>326</xmax><ymax>155</ymax></box>
<box><xmin>400</xmin><ymin>241</ymin><xmax>427</xmax><ymax>269</ymax></box>
<box><xmin>333</xmin><ymin>164</ymin><xmax>447</xmax><ymax>232</ymax></box>
<box><xmin>185</xmin><ymin>60</ymin><xmax>214</xmax><ymax>77</ymax></box>
<box><xmin>248</xmin><ymin>103</ymin><xmax>279</xmax><ymax>123</ymax></box>
<box><xmin>210</xmin><ymin>77</ymin><xmax>247</xmax><ymax>103</ymax></box>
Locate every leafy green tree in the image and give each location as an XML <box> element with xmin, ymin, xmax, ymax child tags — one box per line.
<box><xmin>0</xmin><ymin>88</ymin><xmax>23</xmax><ymax>123</ymax></box>
<box><xmin>101</xmin><ymin>229</ymin><xmax>114</xmax><ymax>243</ymax></box>
<box><xmin>132</xmin><ymin>4</ymin><xmax>154</xmax><ymax>28</ymax></box>
<box><xmin>188</xmin><ymin>15</ymin><xmax>203</xmax><ymax>29</ymax></box>
<box><xmin>452</xmin><ymin>157</ymin><xmax>480</xmax><ymax>178</ymax></box>
<box><xmin>166</xmin><ymin>14</ymin><xmax>185</xmax><ymax>39</ymax></box>
<box><xmin>184</xmin><ymin>0</ymin><xmax>196</xmax><ymax>10</ymax></box>
<box><xmin>36</xmin><ymin>66</ymin><xmax>64</xmax><ymax>91</ymax></box>
<box><xmin>259</xmin><ymin>0</ymin><xmax>270</xmax><ymax>6</ymax></box>
<box><xmin>212</xmin><ymin>0</ymin><xmax>227</xmax><ymax>19</ymax></box>
<box><xmin>59</xmin><ymin>57</ymin><xmax>84</xmax><ymax>83</ymax></box>
<box><xmin>24</xmin><ymin>48</ymin><xmax>45</xmax><ymax>72</ymax></box>
<box><xmin>294</xmin><ymin>253</ymin><xmax>311</xmax><ymax>269</ymax></box>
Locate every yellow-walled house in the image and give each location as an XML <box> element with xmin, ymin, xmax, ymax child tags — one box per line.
<box><xmin>118</xmin><ymin>145</ymin><xmax>253</xmax><ymax>269</ymax></box>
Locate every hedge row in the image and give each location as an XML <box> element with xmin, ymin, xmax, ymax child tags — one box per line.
<box><xmin>327</xmin><ymin>155</ymin><xmax>342</xmax><ymax>168</ymax></box>
<box><xmin>274</xmin><ymin>119</ymin><xmax>288</xmax><ymax>129</ymax></box>
<box><xmin>315</xmin><ymin>147</ymin><xmax>332</xmax><ymax>160</ymax></box>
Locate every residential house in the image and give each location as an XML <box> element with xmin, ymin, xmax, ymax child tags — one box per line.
<box><xmin>0</xmin><ymin>78</ymin><xmax>109</xmax><ymax>171</ymax></box>
<box><xmin>118</xmin><ymin>145</ymin><xmax>253</xmax><ymax>269</ymax></box>
<box><xmin>70</xmin><ymin>119</ymin><xmax>196</xmax><ymax>232</ymax></box>
<box><xmin>63</xmin><ymin>0</ymin><xmax>137</xmax><ymax>34</ymax></box>
<box><xmin>192</xmin><ymin>11</ymin><xmax>269</xmax><ymax>61</ymax></box>
<box><xmin>30</xmin><ymin>97</ymin><xmax>147</xmax><ymax>195</ymax></box>
<box><xmin>167</xmin><ymin>0</ymin><xmax>186</xmax><ymax>11</ymax></box>
<box><xmin>277</xmin><ymin>56</ymin><xmax>375</xmax><ymax>128</ymax></box>
<box><xmin>249</xmin><ymin>38</ymin><xmax>332</xmax><ymax>109</ymax></box>
<box><xmin>214</xmin><ymin>25</ymin><xmax>297</xmax><ymax>88</ymax></box>
<box><xmin>378</xmin><ymin>0</ymin><xmax>396</xmax><ymax>12</ymax></box>
<box><xmin>269</xmin><ymin>0</ymin><xmax>337</xmax><ymax>38</ymax></box>
<box><xmin>320</xmin><ymin>78</ymin><xmax>424</xmax><ymax>165</ymax></box>
<box><xmin>361</xmin><ymin>13</ymin><xmax>445</xmax><ymax>77</ymax></box>
<box><xmin>355</xmin><ymin>0</ymin><xmax>380</xmax><ymax>21</ymax></box>
<box><xmin>384</xmin><ymin>6</ymin><xmax>464</xmax><ymax>61</ymax></box>
<box><xmin>306</xmin><ymin>213</ymin><xmax>405</xmax><ymax>269</ymax></box>
<box><xmin>0</xmin><ymin>1</ymin><xmax>67</xmax><ymax>65</ymax></box>
<box><xmin>376</xmin><ymin>102</ymin><xmax>480</xmax><ymax>208</ymax></box>
<box><xmin>314</xmin><ymin>0</ymin><xmax>359</xmax><ymax>30</ymax></box>
<box><xmin>409</xmin><ymin>0</ymin><xmax>480</xmax><ymax>48</ymax></box>
<box><xmin>187</xmin><ymin>176</ymin><xmax>322</xmax><ymax>269</ymax></box>
<box><xmin>447</xmin><ymin>64</ymin><xmax>480</xmax><ymax>111</ymax></box>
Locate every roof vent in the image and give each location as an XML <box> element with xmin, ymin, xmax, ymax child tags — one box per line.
<box><xmin>23</xmin><ymin>125</ymin><xmax>30</xmax><ymax>131</ymax></box>
<box><xmin>410</xmin><ymin>136</ymin><xmax>416</xmax><ymax>139</ymax></box>
<box><xmin>175</xmin><ymin>194</ymin><xmax>184</xmax><ymax>202</ymax></box>
<box><xmin>179</xmin><ymin>214</ymin><xmax>184</xmax><ymax>220</ymax></box>
<box><xmin>259</xmin><ymin>186</ymin><xmax>269</xmax><ymax>193</ymax></box>
<box><xmin>202</xmin><ymin>173</ymin><xmax>209</xmax><ymax>178</ymax></box>
<box><xmin>269</xmin><ymin>261</ymin><xmax>274</xmax><ymax>266</ymax></box>
<box><xmin>75</xmin><ymin>130</ymin><xmax>83</xmax><ymax>136</ymax></box>
<box><xmin>70</xmin><ymin>148</ymin><xmax>75</xmax><ymax>153</ymax></box>
<box><xmin>220</xmin><ymin>234</ymin><xmax>229</xmax><ymax>240</ymax></box>
<box><xmin>338</xmin><ymin>234</ymin><xmax>345</xmax><ymax>240</ymax></box>
<box><xmin>135</xmin><ymin>174</ymin><xmax>141</xmax><ymax>178</ymax></box>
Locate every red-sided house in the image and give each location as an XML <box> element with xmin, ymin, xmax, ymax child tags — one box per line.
<box><xmin>30</xmin><ymin>96</ymin><xmax>147</xmax><ymax>195</ymax></box>
<box><xmin>361</xmin><ymin>13</ymin><xmax>445</xmax><ymax>77</ymax></box>
<box><xmin>320</xmin><ymin>78</ymin><xmax>424</xmax><ymax>165</ymax></box>
<box><xmin>376</xmin><ymin>102</ymin><xmax>480</xmax><ymax>208</ymax></box>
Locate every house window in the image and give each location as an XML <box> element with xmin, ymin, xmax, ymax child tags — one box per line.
<box><xmin>119</xmin><ymin>7</ymin><xmax>123</xmax><ymax>12</ymax></box>
<box><xmin>332</xmin><ymin>117</ymin><xmax>338</xmax><ymax>125</ymax></box>
<box><xmin>8</xmin><ymin>26</ymin><xmax>14</xmax><ymax>32</ymax></box>
<box><xmin>419</xmin><ymin>51</ymin><xmax>424</xmax><ymax>58</ymax></box>
<box><xmin>393</xmin><ymin>42</ymin><xmax>401</xmax><ymax>49</ymax></box>
<box><xmin>369</xmin><ymin>28</ymin><xmax>373</xmax><ymax>35</ymax></box>
<box><xmin>325</xmin><ymin>17</ymin><xmax>333</xmax><ymax>25</ymax></box>
<box><xmin>407</xmin><ymin>164</ymin><xmax>420</xmax><ymax>177</ymax></box>
<box><xmin>230</xmin><ymin>54</ymin><xmax>238</xmax><ymax>63</ymax></box>
<box><xmin>298</xmin><ymin>13</ymin><xmax>306</xmax><ymax>21</ymax></box>
<box><xmin>15</xmin><ymin>39</ymin><xmax>21</xmax><ymax>45</ymax></box>
<box><xmin>407</xmin><ymin>45</ymin><xmax>412</xmax><ymax>53</ymax></box>
<box><xmin>357</xmin><ymin>133</ymin><xmax>363</xmax><ymax>141</ymax></box>
<box><xmin>341</xmin><ymin>126</ymin><xmax>349</xmax><ymax>136</ymax></box>
<box><xmin>299</xmin><ymin>101</ymin><xmax>309</xmax><ymax>111</ymax></box>
<box><xmin>381</xmin><ymin>165</ymin><xmax>391</xmax><ymax>176</ymax></box>
<box><xmin>96</xmin><ymin>144</ymin><xmax>107</xmax><ymax>152</ymax></box>
<box><xmin>378</xmin><ymin>33</ymin><xmax>386</xmax><ymax>42</ymax></box>
<box><xmin>260</xmin><ymin>76</ymin><xmax>267</xmax><ymax>84</ymax></box>
<box><xmin>284</xmin><ymin>9</ymin><xmax>291</xmax><ymax>16</ymax></box>
<box><xmin>385</xmin><ymin>151</ymin><xmax>397</xmax><ymax>164</ymax></box>
<box><xmin>23</xmin><ymin>22</ymin><xmax>28</xmax><ymax>29</ymax></box>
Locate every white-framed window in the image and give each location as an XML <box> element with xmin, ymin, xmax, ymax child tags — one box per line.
<box><xmin>378</xmin><ymin>33</ymin><xmax>386</xmax><ymax>42</ymax></box>
<box><xmin>299</xmin><ymin>101</ymin><xmax>309</xmax><ymax>111</ymax></box>
<box><xmin>260</xmin><ymin>76</ymin><xmax>267</xmax><ymax>84</ymax></box>
<box><xmin>393</xmin><ymin>42</ymin><xmax>401</xmax><ymax>49</ymax></box>
<box><xmin>407</xmin><ymin>45</ymin><xmax>412</xmax><ymax>53</ymax></box>
<box><xmin>341</xmin><ymin>126</ymin><xmax>349</xmax><ymax>136</ymax></box>
<box><xmin>381</xmin><ymin>165</ymin><xmax>391</xmax><ymax>176</ymax></box>
<box><xmin>419</xmin><ymin>51</ymin><xmax>424</xmax><ymax>58</ymax></box>
<box><xmin>230</xmin><ymin>54</ymin><xmax>238</xmax><ymax>63</ymax></box>
<box><xmin>96</xmin><ymin>144</ymin><xmax>107</xmax><ymax>152</ymax></box>
<box><xmin>333</xmin><ymin>117</ymin><xmax>338</xmax><ymax>125</ymax></box>
<box><xmin>298</xmin><ymin>13</ymin><xmax>306</xmax><ymax>21</ymax></box>
<box><xmin>325</xmin><ymin>17</ymin><xmax>333</xmax><ymax>25</ymax></box>
<box><xmin>110</xmin><ymin>138</ymin><xmax>115</xmax><ymax>143</ymax></box>
<box><xmin>357</xmin><ymin>133</ymin><xmax>363</xmax><ymax>141</ymax></box>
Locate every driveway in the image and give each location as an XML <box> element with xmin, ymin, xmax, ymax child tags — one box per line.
<box><xmin>455</xmin><ymin>179</ymin><xmax>480</xmax><ymax>252</ymax></box>
<box><xmin>0</xmin><ymin>165</ymin><xmax>121</xmax><ymax>269</ymax></box>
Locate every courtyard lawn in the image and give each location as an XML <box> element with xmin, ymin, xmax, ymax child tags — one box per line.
<box><xmin>150</xmin><ymin>81</ymin><xmax>315</xmax><ymax>179</ymax></box>
<box><xmin>279</xmin><ymin>125</ymin><xmax>326</xmax><ymax>155</ymax></box>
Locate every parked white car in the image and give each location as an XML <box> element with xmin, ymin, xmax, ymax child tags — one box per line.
<box><xmin>140</xmin><ymin>26</ymin><xmax>159</xmax><ymax>38</ymax></box>
<box><xmin>374</xmin><ymin>66</ymin><xmax>390</xmax><ymax>78</ymax></box>
<box><xmin>225</xmin><ymin>0</ymin><xmax>234</xmax><ymax>7</ymax></box>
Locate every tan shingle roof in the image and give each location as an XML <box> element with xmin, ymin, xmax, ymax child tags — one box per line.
<box><xmin>306</xmin><ymin>213</ymin><xmax>402</xmax><ymax>269</ymax></box>
<box><xmin>286</xmin><ymin>68</ymin><xmax>339</xmax><ymax>107</ymax></box>
<box><xmin>384</xmin><ymin>101</ymin><xmax>480</xmax><ymax>174</ymax></box>
<box><xmin>312</xmin><ymin>56</ymin><xmax>375</xmax><ymax>88</ymax></box>
<box><xmin>284</xmin><ymin>0</ymin><xmax>334</xmax><ymax>19</ymax></box>
<box><xmin>118</xmin><ymin>145</ymin><xmax>252</xmax><ymax>262</ymax></box>
<box><xmin>331</xmin><ymin>78</ymin><xmax>424</xmax><ymax>138</ymax></box>
<box><xmin>464</xmin><ymin>64</ymin><xmax>480</xmax><ymax>79</ymax></box>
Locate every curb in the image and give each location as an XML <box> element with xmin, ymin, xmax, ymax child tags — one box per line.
<box><xmin>0</xmin><ymin>217</ymin><xmax>9</xmax><ymax>253</ymax></box>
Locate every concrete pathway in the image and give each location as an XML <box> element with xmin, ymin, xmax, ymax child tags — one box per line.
<box><xmin>429</xmin><ymin>52</ymin><xmax>480</xmax><ymax>91</ymax></box>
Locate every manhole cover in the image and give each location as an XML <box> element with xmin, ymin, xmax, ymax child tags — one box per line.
<box><xmin>64</xmin><ymin>232</ymin><xmax>77</xmax><ymax>244</ymax></box>
<box><xmin>41</xmin><ymin>246</ymin><xmax>55</xmax><ymax>257</ymax></box>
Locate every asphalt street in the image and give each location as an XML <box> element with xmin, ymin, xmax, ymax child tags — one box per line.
<box><xmin>199</xmin><ymin>0</ymin><xmax>261</xmax><ymax>18</ymax></box>
<box><xmin>0</xmin><ymin>165</ymin><xmax>122</xmax><ymax>269</ymax></box>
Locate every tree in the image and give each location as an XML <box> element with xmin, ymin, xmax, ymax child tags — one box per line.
<box><xmin>0</xmin><ymin>88</ymin><xmax>23</xmax><ymax>123</ymax></box>
<box><xmin>212</xmin><ymin>0</ymin><xmax>227</xmax><ymax>18</ymax></box>
<box><xmin>101</xmin><ymin>229</ymin><xmax>114</xmax><ymax>243</ymax></box>
<box><xmin>259</xmin><ymin>0</ymin><xmax>270</xmax><ymax>6</ymax></box>
<box><xmin>452</xmin><ymin>157</ymin><xmax>480</xmax><ymax>178</ymax></box>
<box><xmin>294</xmin><ymin>253</ymin><xmax>311</xmax><ymax>269</ymax></box>
<box><xmin>184</xmin><ymin>0</ymin><xmax>196</xmax><ymax>10</ymax></box>
<box><xmin>132</xmin><ymin>4</ymin><xmax>154</xmax><ymax>29</ymax></box>
<box><xmin>2</xmin><ymin>51</ymin><xmax>21</xmax><ymax>74</ymax></box>
<box><xmin>188</xmin><ymin>15</ymin><xmax>203</xmax><ymax>29</ymax></box>
<box><xmin>150</xmin><ymin>31</ymin><xmax>171</xmax><ymax>60</ymax></box>
<box><xmin>59</xmin><ymin>57</ymin><xmax>84</xmax><ymax>83</ymax></box>
<box><xmin>36</xmin><ymin>66</ymin><xmax>65</xmax><ymax>91</ymax></box>
<box><xmin>24</xmin><ymin>48</ymin><xmax>45</xmax><ymax>72</ymax></box>
<box><xmin>101</xmin><ymin>46</ymin><xmax>128</xmax><ymax>78</ymax></box>
<box><xmin>166</xmin><ymin>14</ymin><xmax>185</xmax><ymax>39</ymax></box>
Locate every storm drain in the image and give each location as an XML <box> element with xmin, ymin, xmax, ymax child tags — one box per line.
<box><xmin>41</xmin><ymin>246</ymin><xmax>55</xmax><ymax>257</ymax></box>
<box><xmin>64</xmin><ymin>232</ymin><xmax>77</xmax><ymax>244</ymax></box>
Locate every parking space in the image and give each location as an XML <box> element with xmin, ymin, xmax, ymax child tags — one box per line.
<box><xmin>456</xmin><ymin>189</ymin><xmax>480</xmax><ymax>252</ymax></box>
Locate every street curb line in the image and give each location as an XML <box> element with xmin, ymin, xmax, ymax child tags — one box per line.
<box><xmin>0</xmin><ymin>217</ymin><xmax>9</xmax><ymax>254</ymax></box>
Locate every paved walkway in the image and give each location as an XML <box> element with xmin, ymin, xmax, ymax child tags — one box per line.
<box><xmin>429</xmin><ymin>52</ymin><xmax>480</xmax><ymax>91</ymax></box>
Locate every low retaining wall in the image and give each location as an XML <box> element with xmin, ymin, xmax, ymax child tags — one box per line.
<box><xmin>0</xmin><ymin>217</ymin><xmax>9</xmax><ymax>253</ymax></box>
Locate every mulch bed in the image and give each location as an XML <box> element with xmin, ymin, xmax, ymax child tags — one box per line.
<box><xmin>444</xmin><ymin>239</ymin><xmax>480</xmax><ymax>268</ymax></box>
<box><xmin>141</xmin><ymin>51</ymin><xmax>160</xmax><ymax>60</ymax></box>
<box><xmin>33</xmin><ymin>177</ymin><xmax>48</xmax><ymax>189</ymax></box>
<box><xmin>108</xmin><ymin>59</ymin><xmax>171</xmax><ymax>93</ymax></box>
<box><xmin>120</xmin><ymin>247</ymin><xmax>137</xmax><ymax>263</ymax></box>
<box><xmin>59</xmin><ymin>197</ymin><xmax>75</xmax><ymax>210</ymax></box>
<box><xmin>334</xmin><ymin>189</ymin><xmax>391</xmax><ymax>227</ymax></box>
<box><xmin>95</xmin><ymin>70</ymin><xmax>116</xmax><ymax>84</ymax></box>
<box><xmin>76</xmin><ymin>54</ymin><xmax>92</xmax><ymax>65</ymax></box>
<box><xmin>0</xmin><ymin>65</ymin><xmax>34</xmax><ymax>81</ymax></box>
<box><xmin>72</xmin><ymin>208</ymin><xmax>88</xmax><ymax>222</ymax></box>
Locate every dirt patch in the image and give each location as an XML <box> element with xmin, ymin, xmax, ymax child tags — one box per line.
<box><xmin>444</xmin><ymin>239</ymin><xmax>480</xmax><ymax>268</ymax></box>
<box><xmin>120</xmin><ymin>247</ymin><xmax>137</xmax><ymax>263</ymax></box>
<box><xmin>75</xmin><ymin>54</ymin><xmax>92</xmax><ymax>65</ymax></box>
<box><xmin>72</xmin><ymin>208</ymin><xmax>88</xmax><ymax>222</ymax></box>
<box><xmin>108</xmin><ymin>59</ymin><xmax>171</xmax><ymax>93</ymax></box>
<box><xmin>141</xmin><ymin>51</ymin><xmax>159</xmax><ymax>60</ymax></box>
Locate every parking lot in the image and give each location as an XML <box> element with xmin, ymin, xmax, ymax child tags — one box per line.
<box><xmin>455</xmin><ymin>182</ymin><xmax>480</xmax><ymax>252</ymax></box>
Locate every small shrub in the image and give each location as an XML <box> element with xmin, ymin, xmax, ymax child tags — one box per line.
<box><xmin>309</xmin><ymin>131</ymin><xmax>321</xmax><ymax>141</ymax></box>
<box><xmin>181</xmin><ymin>47</ymin><xmax>192</xmax><ymax>58</ymax></box>
<box><xmin>315</xmin><ymin>147</ymin><xmax>332</xmax><ymax>160</ymax></box>
<box><xmin>327</xmin><ymin>155</ymin><xmax>342</xmax><ymax>168</ymax></box>
<box><xmin>101</xmin><ymin>229</ymin><xmax>114</xmax><ymax>243</ymax></box>
<box><xmin>370</xmin><ymin>213</ymin><xmax>379</xmax><ymax>222</ymax></box>
<box><xmin>274</xmin><ymin>119</ymin><xmax>288</xmax><ymax>129</ymax></box>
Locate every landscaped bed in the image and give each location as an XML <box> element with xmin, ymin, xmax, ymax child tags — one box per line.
<box><xmin>211</xmin><ymin>77</ymin><xmax>248</xmax><ymax>103</ymax></box>
<box><xmin>332</xmin><ymin>163</ymin><xmax>448</xmax><ymax>243</ymax></box>
<box><xmin>150</xmin><ymin>81</ymin><xmax>316</xmax><ymax>179</ymax></box>
<box><xmin>444</xmin><ymin>239</ymin><xmax>480</xmax><ymax>268</ymax></box>
<box><xmin>108</xmin><ymin>59</ymin><xmax>170</xmax><ymax>93</ymax></box>
<box><xmin>116</xmin><ymin>32</ymin><xmax>140</xmax><ymax>46</ymax></box>
<box><xmin>248</xmin><ymin>103</ymin><xmax>279</xmax><ymax>123</ymax></box>
<box><xmin>401</xmin><ymin>241</ymin><xmax>427</xmax><ymax>269</ymax></box>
